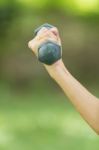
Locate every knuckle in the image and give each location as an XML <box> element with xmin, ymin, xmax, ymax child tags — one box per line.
<box><xmin>28</xmin><ymin>39</ymin><xmax>36</xmax><ymax>50</ymax></box>
<box><xmin>28</xmin><ymin>41</ymin><xmax>31</xmax><ymax>48</ymax></box>
<box><xmin>46</xmin><ymin>30</ymin><xmax>49</xmax><ymax>34</ymax></box>
<box><xmin>45</xmin><ymin>31</ymin><xmax>54</xmax><ymax>37</ymax></box>
<box><xmin>38</xmin><ymin>27</ymin><xmax>48</xmax><ymax>35</ymax></box>
<box><xmin>54</xmin><ymin>27</ymin><xmax>58</xmax><ymax>32</ymax></box>
<box><xmin>52</xmin><ymin>27</ymin><xmax>58</xmax><ymax>32</ymax></box>
<box><xmin>45</xmin><ymin>32</ymin><xmax>50</xmax><ymax>37</ymax></box>
<box><xmin>42</xmin><ymin>37</ymin><xmax>49</xmax><ymax>42</ymax></box>
<box><xmin>41</xmin><ymin>27</ymin><xmax>48</xmax><ymax>31</ymax></box>
<box><xmin>50</xmin><ymin>27</ymin><xmax>59</xmax><ymax>36</ymax></box>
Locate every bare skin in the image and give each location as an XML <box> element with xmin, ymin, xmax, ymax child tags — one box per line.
<box><xmin>28</xmin><ymin>27</ymin><xmax>99</xmax><ymax>134</ymax></box>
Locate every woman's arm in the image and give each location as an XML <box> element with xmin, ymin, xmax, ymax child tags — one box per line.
<box><xmin>28</xmin><ymin>27</ymin><xmax>99</xmax><ymax>134</ymax></box>
<box><xmin>46</xmin><ymin>59</ymin><xmax>99</xmax><ymax>134</ymax></box>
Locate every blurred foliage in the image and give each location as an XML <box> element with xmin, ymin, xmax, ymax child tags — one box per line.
<box><xmin>0</xmin><ymin>84</ymin><xmax>98</xmax><ymax>150</ymax></box>
<box><xmin>0</xmin><ymin>1</ymin><xmax>19</xmax><ymax>37</ymax></box>
<box><xmin>0</xmin><ymin>0</ymin><xmax>99</xmax><ymax>86</ymax></box>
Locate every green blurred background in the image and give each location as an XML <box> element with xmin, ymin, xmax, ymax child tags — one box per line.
<box><xmin>0</xmin><ymin>0</ymin><xmax>99</xmax><ymax>150</ymax></box>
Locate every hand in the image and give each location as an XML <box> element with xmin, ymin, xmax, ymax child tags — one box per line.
<box><xmin>28</xmin><ymin>27</ymin><xmax>62</xmax><ymax>76</ymax></box>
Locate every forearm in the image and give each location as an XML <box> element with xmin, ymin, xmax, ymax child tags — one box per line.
<box><xmin>47</xmin><ymin>60</ymin><xmax>99</xmax><ymax>134</ymax></box>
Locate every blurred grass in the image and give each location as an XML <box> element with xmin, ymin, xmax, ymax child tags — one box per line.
<box><xmin>0</xmin><ymin>84</ymin><xmax>98</xmax><ymax>150</ymax></box>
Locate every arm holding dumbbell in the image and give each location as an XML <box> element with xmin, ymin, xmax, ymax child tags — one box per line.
<box><xmin>28</xmin><ymin>24</ymin><xmax>99</xmax><ymax>134</ymax></box>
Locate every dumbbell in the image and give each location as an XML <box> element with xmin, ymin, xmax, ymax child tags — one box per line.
<box><xmin>34</xmin><ymin>23</ymin><xmax>62</xmax><ymax>65</ymax></box>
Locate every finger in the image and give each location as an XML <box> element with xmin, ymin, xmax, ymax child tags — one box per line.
<box><xmin>37</xmin><ymin>27</ymin><xmax>48</xmax><ymax>35</ymax></box>
<box><xmin>28</xmin><ymin>38</ymin><xmax>38</xmax><ymax>53</ymax></box>
<box><xmin>37</xmin><ymin>27</ymin><xmax>59</xmax><ymax>41</ymax></box>
<box><xmin>36</xmin><ymin>30</ymin><xmax>58</xmax><ymax>42</ymax></box>
<box><xmin>50</xmin><ymin>27</ymin><xmax>61</xmax><ymax>45</ymax></box>
<box><xmin>28</xmin><ymin>28</ymin><xmax>61</xmax><ymax>56</ymax></box>
<box><xmin>47</xmin><ymin>30</ymin><xmax>61</xmax><ymax>45</ymax></box>
<box><xmin>28</xmin><ymin>37</ymin><xmax>56</xmax><ymax>57</ymax></box>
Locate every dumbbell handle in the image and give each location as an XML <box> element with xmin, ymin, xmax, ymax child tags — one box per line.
<box><xmin>34</xmin><ymin>23</ymin><xmax>62</xmax><ymax>65</ymax></box>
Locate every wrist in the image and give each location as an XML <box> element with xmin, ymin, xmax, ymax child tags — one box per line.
<box><xmin>44</xmin><ymin>59</ymin><xmax>70</xmax><ymax>79</ymax></box>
